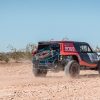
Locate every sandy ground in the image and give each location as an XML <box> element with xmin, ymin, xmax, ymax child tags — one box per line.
<box><xmin>0</xmin><ymin>61</ymin><xmax>100</xmax><ymax>100</ymax></box>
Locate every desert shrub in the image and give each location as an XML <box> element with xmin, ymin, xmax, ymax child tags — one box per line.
<box><xmin>24</xmin><ymin>43</ymin><xmax>37</xmax><ymax>60</ymax></box>
<box><xmin>0</xmin><ymin>53</ymin><xmax>9</xmax><ymax>63</ymax></box>
<box><xmin>8</xmin><ymin>47</ymin><xmax>21</xmax><ymax>62</ymax></box>
<box><xmin>10</xmin><ymin>49</ymin><xmax>25</xmax><ymax>62</ymax></box>
<box><xmin>8</xmin><ymin>43</ymin><xmax>36</xmax><ymax>62</ymax></box>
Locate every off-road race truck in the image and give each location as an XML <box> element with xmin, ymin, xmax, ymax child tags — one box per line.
<box><xmin>32</xmin><ymin>41</ymin><xmax>100</xmax><ymax>77</ymax></box>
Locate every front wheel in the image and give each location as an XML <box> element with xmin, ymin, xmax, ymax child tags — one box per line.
<box><xmin>64</xmin><ymin>60</ymin><xmax>80</xmax><ymax>78</ymax></box>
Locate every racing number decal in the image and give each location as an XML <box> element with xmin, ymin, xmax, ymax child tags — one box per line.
<box><xmin>64</xmin><ymin>43</ymin><xmax>75</xmax><ymax>52</ymax></box>
<box><xmin>65</xmin><ymin>47</ymin><xmax>75</xmax><ymax>52</ymax></box>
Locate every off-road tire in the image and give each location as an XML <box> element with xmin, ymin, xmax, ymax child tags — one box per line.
<box><xmin>97</xmin><ymin>61</ymin><xmax>100</xmax><ymax>75</ymax></box>
<box><xmin>33</xmin><ymin>64</ymin><xmax>47</xmax><ymax>77</ymax></box>
<box><xmin>64</xmin><ymin>60</ymin><xmax>80</xmax><ymax>78</ymax></box>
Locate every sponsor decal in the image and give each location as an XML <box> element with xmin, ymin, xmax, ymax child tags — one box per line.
<box><xmin>65</xmin><ymin>47</ymin><xmax>75</xmax><ymax>52</ymax></box>
<box><xmin>64</xmin><ymin>43</ymin><xmax>75</xmax><ymax>52</ymax></box>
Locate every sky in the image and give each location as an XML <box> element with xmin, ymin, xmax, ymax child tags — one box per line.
<box><xmin>0</xmin><ymin>0</ymin><xmax>100</xmax><ymax>52</ymax></box>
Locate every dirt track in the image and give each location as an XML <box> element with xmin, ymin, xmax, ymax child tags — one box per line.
<box><xmin>0</xmin><ymin>61</ymin><xmax>100</xmax><ymax>100</ymax></box>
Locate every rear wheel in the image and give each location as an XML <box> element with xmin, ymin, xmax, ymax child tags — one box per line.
<box><xmin>64</xmin><ymin>60</ymin><xmax>80</xmax><ymax>78</ymax></box>
<box><xmin>33</xmin><ymin>64</ymin><xmax>47</xmax><ymax>77</ymax></box>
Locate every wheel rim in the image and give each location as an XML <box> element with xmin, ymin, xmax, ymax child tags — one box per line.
<box><xmin>69</xmin><ymin>63</ymin><xmax>79</xmax><ymax>77</ymax></box>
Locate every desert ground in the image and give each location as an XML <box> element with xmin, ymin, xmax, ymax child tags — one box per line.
<box><xmin>0</xmin><ymin>61</ymin><xmax>100</xmax><ymax>100</ymax></box>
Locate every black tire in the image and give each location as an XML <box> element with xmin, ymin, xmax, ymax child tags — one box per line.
<box><xmin>33</xmin><ymin>64</ymin><xmax>47</xmax><ymax>77</ymax></box>
<box><xmin>97</xmin><ymin>61</ymin><xmax>100</xmax><ymax>75</ymax></box>
<box><xmin>64</xmin><ymin>60</ymin><xmax>80</xmax><ymax>78</ymax></box>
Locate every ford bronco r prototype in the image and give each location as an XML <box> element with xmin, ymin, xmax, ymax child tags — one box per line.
<box><xmin>32</xmin><ymin>41</ymin><xmax>100</xmax><ymax>77</ymax></box>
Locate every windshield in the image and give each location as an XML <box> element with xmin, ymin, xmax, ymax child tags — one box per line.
<box><xmin>74</xmin><ymin>43</ymin><xmax>93</xmax><ymax>53</ymax></box>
